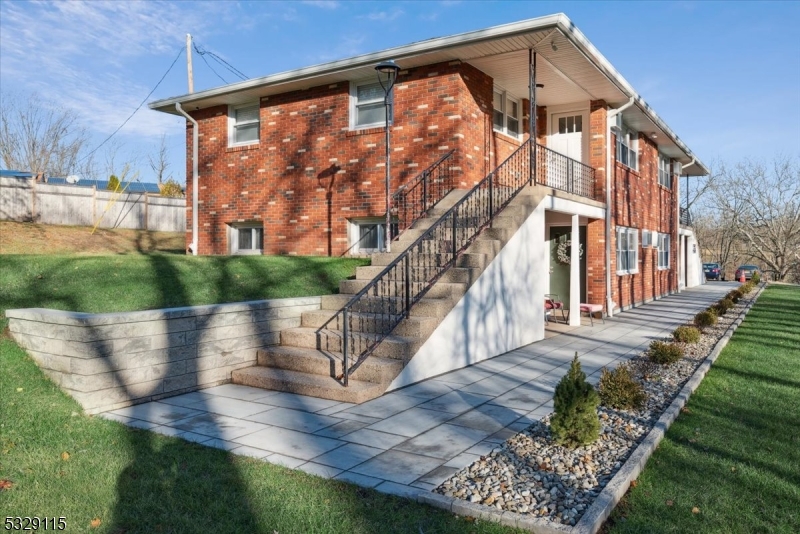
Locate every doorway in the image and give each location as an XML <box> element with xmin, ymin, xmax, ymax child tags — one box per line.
<box><xmin>548</xmin><ymin>225</ymin><xmax>587</xmax><ymax>309</ymax></box>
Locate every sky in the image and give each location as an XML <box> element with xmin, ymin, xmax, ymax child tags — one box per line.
<box><xmin>1</xmin><ymin>0</ymin><xmax>799</xmax><ymax>183</ymax></box>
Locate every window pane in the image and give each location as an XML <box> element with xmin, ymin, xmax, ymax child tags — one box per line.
<box><xmin>236</xmin><ymin>105</ymin><xmax>259</xmax><ymax>123</ymax></box>
<box><xmin>239</xmin><ymin>228</ymin><xmax>252</xmax><ymax>250</ymax></box>
<box><xmin>234</xmin><ymin>123</ymin><xmax>259</xmax><ymax>144</ymax></box>
<box><xmin>357</xmin><ymin>82</ymin><xmax>384</xmax><ymax>103</ymax></box>
<box><xmin>253</xmin><ymin>228</ymin><xmax>263</xmax><ymax>250</ymax></box>
<box><xmin>507</xmin><ymin>117</ymin><xmax>519</xmax><ymax>136</ymax></box>
<box><xmin>357</xmin><ymin>102</ymin><xmax>385</xmax><ymax>126</ymax></box>
<box><xmin>567</xmin><ymin>116</ymin><xmax>574</xmax><ymax>132</ymax></box>
<box><xmin>559</xmin><ymin>117</ymin><xmax>567</xmax><ymax>134</ymax></box>
<box><xmin>493</xmin><ymin>91</ymin><xmax>503</xmax><ymax>111</ymax></box>
<box><xmin>493</xmin><ymin>110</ymin><xmax>504</xmax><ymax>131</ymax></box>
<box><xmin>575</xmin><ymin>115</ymin><xmax>582</xmax><ymax>133</ymax></box>
<box><xmin>508</xmin><ymin>100</ymin><xmax>518</xmax><ymax>119</ymax></box>
<box><xmin>360</xmin><ymin>224</ymin><xmax>379</xmax><ymax>249</ymax></box>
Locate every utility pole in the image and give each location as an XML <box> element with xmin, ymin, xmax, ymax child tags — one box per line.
<box><xmin>186</xmin><ymin>33</ymin><xmax>194</xmax><ymax>93</ymax></box>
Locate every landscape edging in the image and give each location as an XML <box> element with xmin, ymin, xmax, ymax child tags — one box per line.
<box><xmin>415</xmin><ymin>283</ymin><xmax>766</xmax><ymax>533</ymax></box>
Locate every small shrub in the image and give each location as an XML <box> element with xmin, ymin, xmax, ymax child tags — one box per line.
<box><xmin>649</xmin><ymin>340</ymin><xmax>683</xmax><ymax>365</ymax></box>
<box><xmin>107</xmin><ymin>174</ymin><xmax>120</xmax><ymax>191</ymax></box>
<box><xmin>598</xmin><ymin>363</ymin><xmax>646</xmax><ymax>410</ymax></box>
<box><xmin>673</xmin><ymin>325</ymin><xmax>701</xmax><ymax>343</ymax></box>
<box><xmin>551</xmin><ymin>353</ymin><xmax>600</xmax><ymax>447</ymax></box>
<box><xmin>727</xmin><ymin>289</ymin><xmax>743</xmax><ymax>303</ymax></box>
<box><xmin>715</xmin><ymin>298</ymin><xmax>734</xmax><ymax>315</ymax></box>
<box><xmin>160</xmin><ymin>178</ymin><xmax>184</xmax><ymax>198</ymax></box>
<box><xmin>695</xmin><ymin>309</ymin><xmax>718</xmax><ymax>329</ymax></box>
<box><xmin>751</xmin><ymin>271</ymin><xmax>761</xmax><ymax>284</ymax></box>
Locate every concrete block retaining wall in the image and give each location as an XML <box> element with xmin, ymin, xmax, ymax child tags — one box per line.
<box><xmin>6</xmin><ymin>297</ymin><xmax>320</xmax><ymax>414</ymax></box>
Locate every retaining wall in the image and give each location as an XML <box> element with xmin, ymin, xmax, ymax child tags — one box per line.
<box><xmin>6</xmin><ymin>297</ymin><xmax>320</xmax><ymax>414</ymax></box>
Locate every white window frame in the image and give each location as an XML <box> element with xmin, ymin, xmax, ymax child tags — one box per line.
<box><xmin>228</xmin><ymin>103</ymin><xmax>260</xmax><ymax>147</ymax></box>
<box><xmin>492</xmin><ymin>87</ymin><xmax>521</xmax><ymax>138</ymax></box>
<box><xmin>350</xmin><ymin>80</ymin><xmax>392</xmax><ymax>130</ymax></box>
<box><xmin>616</xmin><ymin>125</ymin><xmax>638</xmax><ymax>171</ymax></box>
<box><xmin>658</xmin><ymin>153</ymin><xmax>672</xmax><ymax>188</ymax></box>
<box><xmin>657</xmin><ymin>232</ymin><xmax>671</xmax><ymax>269</ymax></box>
<box><xmin>616</xmin><ymin>226</ymin><xmax>639</xmax><ymax>275</ymax></box>
<box><xmin>347</xmin><ymin>218</ymin><xmax>398</xmax><ymax>254</ymax></box>
<box><xmin>228</xmin><ymin>223</ymin><xmax>263</xmax><ymax>255</ymax></box>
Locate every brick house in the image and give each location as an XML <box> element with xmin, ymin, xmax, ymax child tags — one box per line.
<box><xmin>149</xmin><ymin>14</ymin><xmax>707</xmax><ymax>399</ymax></box>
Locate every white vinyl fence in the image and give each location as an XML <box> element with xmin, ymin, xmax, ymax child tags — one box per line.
<box><xmin>0</xmin><ymin>177</ymin><xmax>186</xmax><ymax>232</ymax></box>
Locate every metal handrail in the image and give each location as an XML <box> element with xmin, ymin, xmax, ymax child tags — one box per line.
<box><xmin>537</xmin><ymin>144</ymin><xmax>597</xmax><ymax>199</ymax></box>
<box><xmin>391</xmin><ymin>149</ymin><xmax>456</xmax><ymax>235</ymax></box>
<box><xmin>680</xmin><ymin>207</ymin><xmax>692</xmax><ymax>226</ymax></box>
<box><xmin>318</xmin><ymin>138</ymin><xmax>536</xmax><ymax>386</ymax></box>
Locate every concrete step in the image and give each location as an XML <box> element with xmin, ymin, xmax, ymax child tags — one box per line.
<box><xmin>320</xmin><ymin>294</ymin><xmax>454</xmax><ymax>319</ymax></box>
<box><xmin>300</xmin><ymin>309</ymin><xmax>438</xmax><ymax>338</ymax></box>
<box><xmin>256</xmin><ymin>346</ymin><xmax>403</xmax><ymax>384</ymax></box>
<box><xmin>232</xmin><ymin>366</ymin><xmax>384</xmax><ymax>404</ymax></box>
<box><xmin>280</xmin><ymin>326</ymin><xmax>420</xmax><ymax>361</ymax></box>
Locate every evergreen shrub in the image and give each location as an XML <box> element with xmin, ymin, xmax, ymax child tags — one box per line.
<box><xmin>598</xmin><ymin>363</ymin><xmax>646</xmax><ymax>410</ymax></box>
<box><xmin>550</xmin><ymin>353</ymin><xmax>600</xmax><ymax>447</ymax></box>
<box><xmin>649</xmin><ymin>340</ymin><xmax>683</xmax><ymax>365</ymax></box>
<box><xmin>673</xmin><ymin>325</ymin><xmax>701</xmax><ymax>343</ymax></box>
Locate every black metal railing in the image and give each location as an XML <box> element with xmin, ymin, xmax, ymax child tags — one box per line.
<box><xmin>680</xmin><ymin>207</ymin><xmax>692</xmax><ymax>226</ymax></box>
<box><xmin>538</xmin><ymin>144</ymin><xmax>596</xmax><ymax>199</ymax></box>
<box><xmin>391</xmin><ymin>149</ymin><xmax>456</xmax><ymax>235</ymax></box>
<box><xmin>317</xmin><ymin>138</ymin><xmax>534</xmax><ymax>386</ymax></box>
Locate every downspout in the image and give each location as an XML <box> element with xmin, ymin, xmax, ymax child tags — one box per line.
<box><xmin>605</xmin><ymin>96</ymin><xmax>634</xmax><ymax>317</ymax></box>
<box><xmin>677</xmin><ymin>157</ymin><xmax>695</xmax><ymax>291</ymax></box>
<box><xmin>176</xmin><ymin>103</ymin><xmax>199</xmax><ymax>256</ymax></box>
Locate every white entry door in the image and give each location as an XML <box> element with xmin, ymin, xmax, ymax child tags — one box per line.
<box><xmin>547</xmin><ymin>112</ymin><xmax>586</xmax><ymax>189</ymax></box>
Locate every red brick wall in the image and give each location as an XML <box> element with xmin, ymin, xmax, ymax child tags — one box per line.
<box><xmin>610</xmin><ymin>132</ymin><xmax>678</xmax><ymax>308</ymax></box>
<box><xmin>585</xmin><ymin>100</ymin><xmax>607</xmax><ymax>308</ymax></box>
<box><xmin>185</xmin><ymin>61</ymin><xmax>503</xmax><ymax>255</ymax></box>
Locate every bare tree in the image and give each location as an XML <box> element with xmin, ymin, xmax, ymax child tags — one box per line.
<box><xmin>0</xmin><ymin>92</ymin><xmax>89</xmax><ymax>177</ymax></box>
<box><xmin>148</xmin><ymin>134</ymin><xmax>170</xmax><ymax>186</ymax></box>
<box><xmin>710</xmin><ymin>157</ymin><xmax>800</xmax><ymax>281</ymax></box>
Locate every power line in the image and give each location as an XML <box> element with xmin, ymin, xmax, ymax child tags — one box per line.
<box><xmin>193</xmin><ymin>42</ymin><xmax>247</xmax><ymax>81</ymax></box>
<box><xmin>79</xmin><ymin>47</ymin><xmax>184</xmax><ymax>163</ymax></box>
<box><xmin>197</xmin><ymin>48</ymin><xmax>229</xmax><ymax>84</ymax></box>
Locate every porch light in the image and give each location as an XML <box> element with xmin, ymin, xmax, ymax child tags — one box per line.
<box><xmin>375</xmin><ymin>59</ymin><xmax>401</xmax><ymax>252</ymax></box>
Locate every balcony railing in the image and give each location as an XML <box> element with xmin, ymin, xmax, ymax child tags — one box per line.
<box><xmin>537</xmin><ymin>144</ymin><xmax>597</xmax><ymax>199</ymax></box>
<box><xmin>680</xmin><ymin>207</ymin><xmax>692</xmax><ymax>226</ymax></box>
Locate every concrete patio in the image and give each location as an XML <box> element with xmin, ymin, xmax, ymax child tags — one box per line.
<box><xmin>101</xmin><ymin>282</ymin><xmax>735</xmax><ymax>499</ymax></box>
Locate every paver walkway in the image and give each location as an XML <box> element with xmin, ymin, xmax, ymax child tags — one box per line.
<box><xmin>102</xmin><ymin>283</ymin><xmax>736</xmax><ymax>499</ymax></box>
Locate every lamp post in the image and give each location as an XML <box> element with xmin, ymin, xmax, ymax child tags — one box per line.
<box><xmin>375</xmin><ymin>59</ymin><xmax>401</xmax><ymax>252</ymax></box>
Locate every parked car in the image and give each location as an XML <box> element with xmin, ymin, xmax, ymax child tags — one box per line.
<box><xmin>735</xmin><ymin>264</ymin><xmax>760</xmax><ymax>281</ymax></box>
<box><xmin>703</xmin><ymin>262</ymin><xmax>722</xmax><ymax>281</ymax></box>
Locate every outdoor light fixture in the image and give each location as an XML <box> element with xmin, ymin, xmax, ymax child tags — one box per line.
<box><xmin>375</xmin><ymin>59</ymin><xmax>401</xmax><ymax>252</ymax></box>
<box><xmin>550</xmin><ymin>40</ymin><xmax>558</xmax><ymax>52</ymax></box>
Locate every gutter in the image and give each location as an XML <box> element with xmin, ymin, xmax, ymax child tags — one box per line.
<box><xmin>604</xmin><ymin>96</ymin><xmax>634</xmax><ymax>317</ymax></box>
<box><xmin>175</xmin><ymin>103</ymin><xmax>199</xmax><ymax>256</ymax></box>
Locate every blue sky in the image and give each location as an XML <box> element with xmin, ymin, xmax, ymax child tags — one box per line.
<box><xmin>1</xmin><ymin>1</ymin><xmax>798</xmax><ymax>182</ymax></box>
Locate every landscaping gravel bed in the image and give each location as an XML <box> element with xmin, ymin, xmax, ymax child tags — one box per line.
<box><xmin>435</xmin><ymin>287</ymin><xmax>757</xmax><ymax>527</ymax></box>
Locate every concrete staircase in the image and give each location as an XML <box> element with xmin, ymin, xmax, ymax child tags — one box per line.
<box><xmin>232</xmin><ymin>188</ymin><xmax>542</xmax><ymax>403</ymax></box>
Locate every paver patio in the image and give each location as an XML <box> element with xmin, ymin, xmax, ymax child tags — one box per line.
<box><xmin>103</xmin><ymin>283</ymin><xmax>736</xmax><ymax>499</ymax></box>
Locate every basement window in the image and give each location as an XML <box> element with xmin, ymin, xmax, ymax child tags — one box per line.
<box><xmin>350</xmin><ymin>80</ymin><xmax>392</xmax><ymax>130</ymax></box>
<box><xmin>228</xmin><ymin>103</ymin><xmax>260</xmax><ymax>146</ymax></box>
<box><xmin>616</xmin><ymin>226</ymin><xmax>639</xmax><ymax>275</ymax></box>
<box><xmin>347</xmin><ymin>218</ymin><xmax>398</xmax><ymax>254</ymax></box>
<box><xmin>493</xmin><ymin>88</ymin><xmax>520</xmax><ymax>138</ymax></box>
<box><xmin>228</xmin><ymin>223</ymin><xmax>263</xmax><ymax>255</ymax></box>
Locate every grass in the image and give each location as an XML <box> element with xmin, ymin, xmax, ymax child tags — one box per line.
<box><xmin>0</xmin><ymin>254</ymin><xmax>369</xmax><ymax>314</ymax></box>
<box><xmin>0</xmin><ymin>227</ymin><xmax>520</xmax><ymax>533</ymax></box>
<box><xmin>606</xmin><ymin>284</ymin><xmax>800</xmax><ymax>534</ymax></box>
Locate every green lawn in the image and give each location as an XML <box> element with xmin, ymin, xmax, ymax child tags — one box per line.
<box><xmin>0</xmin><ymin>254</ymin><xmax>521</xmax><ymax>533</ymax></box>
<box><xmin>0</xmin><ymin>254</ymin><xmax>369</xmax><ymax>314</ymax></box>
<box><xmin>607</xmin><ymin>284</ymin><xmax>800</xmax><ymax>534</ymax></box>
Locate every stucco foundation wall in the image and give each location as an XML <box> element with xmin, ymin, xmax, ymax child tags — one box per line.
<box><xmin>6</xmin><ymin>297</ymin><xmax>320</xmax><ymax>414</ymax></box>
<box><xmin>388</xmin><ymin>198</ymin><xmax>547</xmax><ymax>389</ymax></box>
<box><xmin>682</xmin><ymin>229</ymin><xmax>704</xmax><ymax>288</ymax></box>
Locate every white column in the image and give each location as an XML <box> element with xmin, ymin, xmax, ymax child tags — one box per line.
<box><xmin>569</xmin><ymin>214</ymin><xmax>581</xmax><ymax>326</ymax></box>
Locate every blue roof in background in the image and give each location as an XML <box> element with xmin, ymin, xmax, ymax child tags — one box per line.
<box><xmin>45</xmin><ymin>178</ymin><xmax>162</xmax><ymax>193</ymax></box>
<box><xmin>0</xmin><ymin>170</ymin><xmax>34</xmax><ymax>178</ymax></box>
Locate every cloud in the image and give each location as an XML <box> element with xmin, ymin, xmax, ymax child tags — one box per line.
<box><xmin>301</xmin><ymin>1</ymin><xmax>340</xmax><ymax>9</ymax></box>
<box><xmin>311</xmin><ymin>35</ymin><xmax>368</xmax><ymax>63</ymax></box>
<box><xmin>363</xmin><ymin>9</ymin><xmax>404</xmax><ymax>22</ymax></box>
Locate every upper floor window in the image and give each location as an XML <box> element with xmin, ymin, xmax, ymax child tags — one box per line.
<box><xmin>616</xmin><ymin>125</ymin><xmax>638</xmax><ymax>171</ymax></box>
<box><xmin>658</xmin><ymin>154</ymin><xmax>672</xmax><ymax>188</ymax></box>
<box><xmin>657</xmin><ymin>232</ymin><xmax>671</xmax><ymax>269</ymax></box>
<box><xmin>350</xmin><ymin>80</ymin><xmax>392</xmax><ymax>130</ymax></box>
<box><xmin>229</xmin><ymin>103</ymin><xmax>260</xmax><ymax>146</ymax></box>
<box><xmin>616</xmin><ymin>226</ymin><xmax>639</xmax><ymax>274</ymax></box>
<box><xmin>493</xmin><ymin>88</ymin><xmax>520</xmax><ymax>138</ymax></box>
